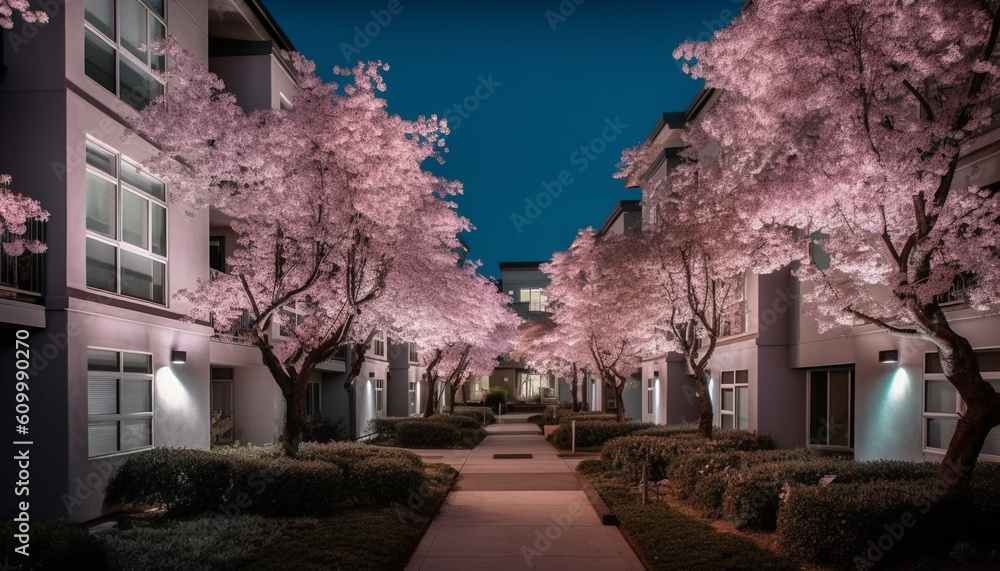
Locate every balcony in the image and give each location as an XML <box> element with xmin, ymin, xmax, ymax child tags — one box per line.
<box><xmin>0</xmin><ymin>220</ymin><xmax>45</xmax><ymax>302</ymax></box>
<box><xmin>208</xmin><ymin>269</ymin><xmax>255</xmax><ymax>345</ymax></box>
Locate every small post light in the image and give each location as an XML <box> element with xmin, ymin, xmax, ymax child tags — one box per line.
<box><xmin>878</xmin><ymin>350</ymin><xmax>899</xmax><ymax>364</ymax></box>
<box><xmin>171</xmin><ymin>350</ymin><xmax>187</xmax><ymax>364</ymax></box>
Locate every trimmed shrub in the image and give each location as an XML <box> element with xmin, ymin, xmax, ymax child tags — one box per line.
<box><xmin>304</xmin><ymin>415</ymin><xmax>346</xmax><ymax>443</ymax></box>
<box><xmin>0</xmin><ymin>520</ymin><xmax>107</xmax><ymax>570</ymax></box>
<box><xmin>669</xmin><ymin>449</ymin><xmax>815</xmax><ymax>502</ymax></box>
<box><xmin>212</xmin><ymin>442</ymin><xmax>282</xmax><ymax>460</ymax></box>
<box><xmin>723</xmin><ymin>458</ymin><xmax>938</xmax><ymax>531</ymax></box>
<box><xmin>430</xmin><ymin>414</ymin><xmax>483</xmax><ymax>431</ymax></box>
<box><xmin>547</xmin><ymin>420</ymin><xmax>655</xmax><ymax>450</ymax></box>
<box><xmin>105</xmin><ymin>448</ymin><xmax>235</xmax><ymax>514</ymax></box>
<box><xmin>396</xmin><ymin>420</ymin><xmax>462</xmax><ymax>448</ymax></box>
<box><xmin>632</xmin><ymin>423</ymin><xmax>699</xmax><ymax>437</ymax></box>
<box><xmin>350</xmin><ymin>456</ymin><xmax>425</xmax><ymax>506</ymax></box>
<box><xmin>237</xmin><ymin>458</ymin><xmax>345</xmax><ymax>516</ymax></box>
<box><xmin>575</xmin><ymin>458</ymin><xmax>608</xmax><ymax>476</ymax></box>
<box><xmin>777</xmin><ymin>479</ymin><xmax>941</xmax><ymax>567</ymax></box>
<box><xmin>367</xmin><ymin>417</ymin><xmax>412</xmax><ymax>441</ymax></box>
<box><xmin>453</xmin><ymin>406</ymin><xmax>496</xmax><ymax>425</ymax></box>
<box><xmin>106</xmin><ymin>447</ymin><xmax>346</xmax><ymax>516</ymax></box>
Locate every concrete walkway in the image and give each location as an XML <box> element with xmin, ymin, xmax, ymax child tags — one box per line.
<box><xmin>405</xmin><ymin>413</ymin><xmax>645</xmax><ymax>571</ymax></box>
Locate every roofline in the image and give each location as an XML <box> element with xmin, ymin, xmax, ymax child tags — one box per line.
<box><xmin>250</xmin><ymin>0</ymin><xmax>296</xmax><ymax>52</ymax></box>
<box><xmin>499</xmin><ymin>261</ymin><xmax>547</xmax><ymax>271</ymax></box>
<box><xmin>597</xmin><ymin>199</ymin><xmax>642</xmax><ymax>237</ymax></box>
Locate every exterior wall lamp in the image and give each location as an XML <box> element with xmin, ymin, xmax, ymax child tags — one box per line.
<box><xmin>171</xmin><ymin>350</ymin><xmax>187</xmax><ymax>364</ymax></box>
<box><xmin>878</xmin><ymin>350</ymin><xmax>899</xmax><ymax>364</ymax></box>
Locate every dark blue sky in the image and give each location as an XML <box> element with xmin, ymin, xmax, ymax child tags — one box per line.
<box><xmin>265</xmin><ymin>0</ymin><xmax>744</xmax><ymax>278</ymax></box>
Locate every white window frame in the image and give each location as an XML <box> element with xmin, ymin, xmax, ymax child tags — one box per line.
<box><xmin>806</xmin><ymin>368</ymin><xmax>854</xmax><ymax>450</ymax></box>
<box><xmin>923</xmin><ymin>349</ymin><xmax>1000</xmax><ymax>459</ymax></box>
<box><xmin>373</xmin><ymin>335</ymin><xmax>386</xmax><ymax>358</ymax></box>
<box><xmin>85</xmin><ymin>139</ymin><xmax>169</xmax><ymax>306</ymax></box>
<box><xmin>84</xmin><ymin>0</ymin><xmax>166</xmax><ymax>110</ymax></box>
<box><xmin>375</xmin><ymin>378</ymin><xmax>384</xmax><ymax>413</ymax></box>
<box><xmin>408</xmin><ymin>343</ymin><xmax>418</xmax><ymax>363</ymax></box>
<box><xmin>718</xmin><ymin>272</ymin><xmax>747</xmax><ymax>338</ymax></box>
<box><xmin>646</xmin><ymin>375</ymin><xmax>656</xmax><ymax>415</ymax></box>
<box><xmin>87</xmin><ymin>347</ymin><xmax>154</xmax><ymax>458</ymax></box>
<box><xmin>718</xmin><ymin>369</ymin><xmax>749</xmax><ymax>430</ymax></box>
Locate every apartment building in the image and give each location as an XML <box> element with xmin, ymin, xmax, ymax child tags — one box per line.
<box><xmin>626</xmin><ymin>87</ymin><xmax>1000</xmax><ymax>461</ymax></box>
<box><xmin>0</xmin><ymin>0</ymin><xmax>393</xmax><ymax>523</ymax></box>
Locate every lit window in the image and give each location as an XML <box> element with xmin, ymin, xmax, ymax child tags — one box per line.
<box><xmin>647</xmin><ymin>376</ymin><xmax>656</xmax><ymax>415</ymax></box>
<box><xmin>519</xmin><ymin>288</ymin><xmax>548</xmax><ymax>312</ymax></box>
<box><xmin>924</xmin><ymin>350</ymin><xmax>1000</xmax><ymax>456</ymax></box>
<box><xmin>87</xmin><ymin>348</ymin><xmax>153</xmax><ymax>457</ymax></box>
<box><xmin>86</xmin><ymin>141</ymin><xmax>167</xmax><ymax>305</ymax></box>
<box><xmin>719</xmin><ymin>370</ymin><xmax>748</xmax><ymax>429</ymax></box>
<box><xmin>84</xmin><ymin>0</ymin><xmax>165</xmax><ymax>111</ymax></box>
<box><xmin>408</xmin><ymin>381</ymin><xmax>417</xmax><ymax>415</ymax></box>
<box><xmin>375</xmin><ymin>378</ymin><xmax>384</xmax><ymax>413</ymax></box>
<box><xmin>808</xmin><ymin>369</ymin><xmax>853</xmax><ymax>448</ymax></box>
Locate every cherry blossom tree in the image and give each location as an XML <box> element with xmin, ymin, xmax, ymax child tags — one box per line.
<box><xmin>615</xmin><ymin>140</ymin><xmax>796</xmax><ymax>437</ymax></box>
<box><xmin>511</xmin><ymin>316</ymin><xmax>589</xmax><ymax>412</ymax></box>
<box><xmin>676</xmin><ymin>0</ymin><xmax>1000</xmax><ymax>490</ymax></box>
<box><xmin>544</xmin><ymin>230</ymin><xmax>649</xmax><ymax>421</ymax></box>
<box><xmin>0</xmin><ymin>0</ymin><xmax>48</xmax><ymax>29</ymax></box>
<box><xmin>419</xmin><ymin>263</ymin><xmax>520</xmax><ymax>416</ymax></box>
<box><xmin>0</xmin><ymin>174</ymin><xmax>48</xmax><ymax>255</ymax></box>
<box><xmin>129</xmin><ymin>40</ymin><xmax>466</xmax><ymax>457</ymax></box>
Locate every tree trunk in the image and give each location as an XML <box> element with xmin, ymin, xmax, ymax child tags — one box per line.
<box><xmin>581</xmin><ymin>369</ymin><xmax>590</xmax><ymax>411</ymax></box>
<box><xmin>932</xmin><ymin>336</ymin><xmax>1000</xmax><ymax>495</ymax></box>
<box><xmin>424</xmin><ymin>375</ymin><xmax>437</xmax><ymax>417</ymax></box>
<box><xmin>695</xmin><ymin>368</ymin><xmax>713</xmax><ymax>439</ymax></box>
<box><xmin>449</xmin><ymin>383</ymin><xmax>459</xmax><ymax>414</ymax></box>
<box><xmin>280</xmin><ymin>380</ymin><xmax>307</xmax><ymax>457</ymax></box>
<box><xmin>612</xmin><ymin>378</ymin><xmax>626</xmax><ymax>422</ymax></box>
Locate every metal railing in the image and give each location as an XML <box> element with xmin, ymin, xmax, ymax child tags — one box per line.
<box><xmin>934</xmin><ymin>273</ymin><xmax>976</xmax><ymax>306</ymax></box>
<box><xmin>0</xmin><ymin>220</ymin><xmax>45</xmax><ymax>299</ymax></box>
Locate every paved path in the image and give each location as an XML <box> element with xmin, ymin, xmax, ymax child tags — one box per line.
<box><xmin>405</xmin><ymin>413</ymin><xmax>645</xmax><ymax>571</ymax></box>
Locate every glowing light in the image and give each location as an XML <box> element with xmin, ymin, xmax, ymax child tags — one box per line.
<box><xmin>889</xmin><ymin>368</ymin><xmax>909</xmax><ymax>402</ymax></box>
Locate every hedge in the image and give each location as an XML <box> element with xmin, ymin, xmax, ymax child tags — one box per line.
<box><xmin>105</xmin><ymin>448</ymin><xmax>346</xmax><ymax>516</ymax></box>
<box><xmin>430</xmin><ymin>414</ymin><xmax>483</xmax><ymax>431</ymax></box>
<box><xmin>452</xmin><ymin>406</ymin><xmax>497</xmax><ymax>425</ymax></box>
<box><xmin>547</xmin><ymin>420</ymin><xmax>655</xmax><ymax>450</ymax></box>
<box><xmin>0</xmin><ymin>520</ymin><xmax>108</xmax><ymax>571</ymax></box>
<box><xmin>776</xmin><ymin>464</ymin><xmax>1000</xmax><ymax>567</ymax></box>
<box><xmin>632</xmin><ymin>423</ymin><xmax>699</xmax><ymax>437</ymax></box>
<box><xmin>600</xmin><ymin>431</ymin><xmax>776</xmax><ymax>482</ymax></box>
<box><xmin>395</xmin><ymin>420</ymin><xmax>462</xmax><ymax>448</ymax></box>
<box><xmin>723</xmin><ymin>458</ymin><xmax>938</xmax><ymax>531</ymax></box>
<box><xmin>367</xmin><ymin>417</ymin><xmax>412</xmax><ymax>441</ymax></box>
<box><xmin>349</xmin><ymin>456</ymin><xmax>425</xmax><ymax>506</ymax></box>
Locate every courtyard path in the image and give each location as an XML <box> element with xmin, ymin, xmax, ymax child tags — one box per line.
<box><xmin>405</xmin><ymin>413</ymin><xmax>645</xmax><ymax>571</ymax></box>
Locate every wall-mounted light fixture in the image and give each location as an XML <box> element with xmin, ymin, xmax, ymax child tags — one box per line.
<box><xmin>171</xmin><ymin>350</ymin><xmax>187</xmax><ymax>364</ymax></box>
<box><xmin>878</xmin><ymin>350</ymin><xmax>899</xmax><ymax>364</ymax></box>
<box><xmin>368</xmin><ymin>371</ymin><xmax>375</xmax><ymax>378</ymax></box>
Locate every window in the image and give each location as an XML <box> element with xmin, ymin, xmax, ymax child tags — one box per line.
<box><xmin>605</xmin><ymin>382</ymin><xmax>617</xmax><ymax>410</ymax></box>
<box><xmin>408</xmin><ymin>381</ymin><xmax>417</xmax><ymax>415</ymax></box>
<box><xmin>306</xmin><ymin>382</ymin><xmax>321</xmax><ymax>417</ymax></box>
<box><xmin>85</xmin><ymin>0</ymin><xmax>165</xmax><ymax>110</ymax></box>
<box><xmin>924</xmin><ymin>350</ymin><xmax>1000</xmax><ymax>457</ymax></box>
<box><xmin>374</xmin><ymin>336</ymin><xmax>386</xmax><ymax>357</ymax></box>
<box><xmin>88</xmin><ymin>348</ymin><xmax>153</xmax><ymax>457</ymax></box>
<box><xmin>718</xmin><ymin>274</ymin><xmax>746</xmax><ymax>337</ymax></box>
<box><xmin>647</xmin><ymin>373</ymin><xmax>657</xmax><ymax>415</ymax></box>
<box><xmin>277</xmin><ymin>306</ymin><xmax>304</xmax><ymax>338</ymax></box>
<box><xmin>519</xmin><ymin>288</ymin><xmax>548</xmax><ymax>312</ymax></box>
<box><xmin>86</xmin><ymin>141</ymin><xmax>167</xmax><ymax>304</ymax></box>
<box><xmin>375</xmin><ymin>378</ymin><xmax>384</xmax><ymax>413</ymax></box>
<box><xmin>934</xmin><ymin>272</ymin><xmax>977</xmax><ymax>306</ymax></box>
<box><xmin>808</xmin><ymin>369</ymin><xmax>853</xmax><ymax>448</ymax></box>
<box><xmin>719</xmin><ymin>370</ymin><xmax>748</xmax><ymax>429</ymax></box>
<box><xmin>408</xmin><ymin>344</ymin><xmax>418</xmax><ymax>363</ymax></box>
